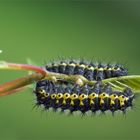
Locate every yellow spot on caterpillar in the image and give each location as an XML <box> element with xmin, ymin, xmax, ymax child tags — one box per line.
<box><xmin>38</xmin><ymin>89</ymin><xmax>46</xmax><ymax>95</ymax></box>
<box><xmin>116</xmin><ymin>68</ymin><xmax>120</xmax><ymax>71</ymax></box>
<box><xmin>70</xmin><ymin>100</ymin><xmax>74</xmax><ymax>105</ymax></box>
<box><xmin>112</xmin><ymin>67</ymin><xmax>120</xmax><ymax>71</ymax></box>
<box><xmin>125</xmin><ymin>97</ymin><xmax>129</xmax><ymax>101</ymax></box>
<box><xmin>90</xmin><ymin>100</ymin><xmax>94</xmax><ymax>105</ymax></box>
<box><xmin>62</xmin><ymin>99</ymin><xmax>66</xmax><ymax>104</ymax></box>
<box><xmin>87</xmin><ymin>66</ymin><xmax>94</xmax><ymax>71</ymax></box>
<box><xmin>56</xmin><ymin>93</ymin><xmax>63</xmax><ymax>99</ymax></box>
<box><xmin>98</xmin><ymin>68</ymin><xmax>104</xmax><ymax>71</ymax></box>
<box><xmin>118</xmin><ymin>95</ymin><xmax>125</xmax><ymax>102</ymax></box>
<box><xmin>103</xmin><ymin>67</ymin><xmax>108</xmax><ymax>70</ymax></box>
<box><xmin>79</xmin><ymin>64</ymin><xmax>86</xmax><ymax>68</ymax></box>
<box><xmin>56</xmin><ymin>93</ymin><xmax>63</xmax><ymax>103</ymax></box>
<box><xmin>56</xmin><ymin>100</ymin><xmax>59</xmax><ymax>104</ymax></box>
<box><xmin>62</xmin><ymin>93</ymin><xmax>70</xmax><ymax>104</ymax></box>
<box><xmin>110</xmin><ymin>100</ymin><xmax>115</xmax><ymax>105</ymax></box>
<box><xmin>99</xmin><ymin>93</ymin><xmax>109</xmax><ymax>99</ymax></box>
<box><xmin>118</xmin><ymin>95</ymin><xmax>128</xmax><ymax>107</ymax></box>
<box><xmin>63</xmin><ymin>93</ymin><xmax>70</xmax><ymax>99</ymax></box>
<box><xmin>100</xmin><ymin>99</ymin><xmax>104</xmax><ymax>106</ymax></box>
<box><xmin>79</xmin><ymin>94</ymin><xmax>88</xmax><ymax>106</ymax></box>
<box><xmin>80</xmin><ymin>101</ymin><xmax>84</xmax><ymax>106</ymax></box>
<box><xmin>60</xmin><ymin>63</ymin><xmax>66</xmax><ymax>66</ymax></box>
<box><xmin>108</xmin><ymin>68</ymin><xmax>112</xmax><ymax>71</ymax></box>
<box><xmin>69</xmin><ymin>63</ymin><xmax>76</xmax><ymax>67</ymax></box>
<box><xmin>88</xmin><ymin>93</ymin><xmax>98</xmax><ymax>99</ymax></box>
<box><xmin>109</xmin><ymin>94</ymin><xmax>118</xmax><ymax>106</ymax></box>
<box><xmin>109</xmin><ymin>94</ymin><xmax>118</xmax><ymax>100</ymax></box>
<box><xmin>120</xmin><ymin>101</ymin><xmax>125</xmax><ymax>107</ymax></box>
<box><xmin>44</xmin><ymin>93</ymin><xmax>49</xmax><ymax>97</ymax></box>
<box><xmin>79</xmin><ymin>94</ymin><xmax>88</xmax><ymax>100</ymax></box>
<box><xmin>70</xmin><ymin>94</ymin><xmax>78</xmax><ymax>100</ymax></box>
<box><xmin>99</xmin><ymin>93</ymin><xmax>109</xmax><ymax>105</ymax></box>
<box><xmin>51</xmin><ymin>94</ymin><xmax>56</xmax><ymax>99</ymax></box>
<box><xmin>70</xmin><ymin>94</ymin><xmax>78</xmax><ymax>105</ymax></box>
<box><xmin>88</xmin><ymin>93</ymin><xmax>98</xmax><ymax>105</ymax></box>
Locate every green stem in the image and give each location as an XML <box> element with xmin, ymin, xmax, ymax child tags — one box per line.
<box><xmin>46</xmin><ymin>71</ymin><xmax>95</xmax><ymax>86</ymax></box>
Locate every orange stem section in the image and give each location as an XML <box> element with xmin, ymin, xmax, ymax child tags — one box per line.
<box><xmin>0</xmin><ymin>62</ymin><xmax>48</xmax><ymax>96</ymax></box>
<box><xmin>0</xmin><ymin>73</ymin><xmax>44</xmax><ymax>95</ymax></box>
<box><xmin>7</xmin><ymin>63</ymin><xmax>47</xmax><ymax>76</ymax></box>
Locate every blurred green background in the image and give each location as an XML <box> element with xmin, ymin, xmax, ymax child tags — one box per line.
<box><xmin>0</xmin><ymin>0</ymin><xmax>140</xmax><ymax>140</ymax></box>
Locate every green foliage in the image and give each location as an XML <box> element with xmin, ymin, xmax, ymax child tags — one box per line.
<box><xmin>102</xmin><ymin>75</ymin><xmax>140</xmax><ymax>93</ymax></box>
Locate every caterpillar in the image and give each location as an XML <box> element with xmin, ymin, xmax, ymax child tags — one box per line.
<box><xmin>34</xmin><ymin>79</ymin><xmax>134</xmax><ymax>114</ymax></box>
<box><xmin>45</xmin><ymin>60</ymin><xmax>128</xmax><ymax>81</ymax></box>
<box><xmin>34</xmin><ymin>61</ymin><xmax>132</xmax><ymax>115</ymax></box>
<box><xmin>0</xmin><ymin>60</ymin><xmax>139</xmax><ymax>116</ymax></box>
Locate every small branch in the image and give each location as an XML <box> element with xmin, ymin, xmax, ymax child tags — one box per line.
<box><xmin>0</xmin><ymin>73</ymin><xmax>44</xmax><ymax>95</ymax></box>
<box><xmin>0</xmin><ymin>61</ymin><xmax>46</xmax><ymax>76</ymax></box>
<box><xmin>0</xmin><ymin>61</ymin><xmax>95</xmax><ymax>86</ymax></box>
<box><xmin>46</xmin><ymin>71</ymin><xmax>95</xmax><ymax>86</ymax></box>
<box><xmin>0</xmin><ymin>61</ymin><xmax>96</xmax><ymax>96</ymax></box>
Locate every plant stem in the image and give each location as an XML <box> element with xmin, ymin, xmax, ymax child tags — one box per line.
<box><xmin>0</xmin><ymin>61</ymin><xmax>96</xmax><ymax>96</ymax></box>
<box><xmin>46</xmin><ymin>71</ymin><xmax>95</xmax><ymax>86</ymax></box>
<box><xmin>0</xmin><ymin>61</ymin><xmax>46</xmax><ymax>76</ymax></box>
<box><xmin>0</xmin><ymin>73</ymin><xmax>44</xmax><ymax>95</ymax></box>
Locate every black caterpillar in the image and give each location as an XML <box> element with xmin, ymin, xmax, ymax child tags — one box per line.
<box><xmin>45</xmin><ymin>60</ymin><xmax>128</xmax><ymax>81</ymax></box>
<box><xmin>34</xmin><ymin>80</ymin><xmax>134</xmax><ymax>114</ymax></box>
<box><xmin>33</xmin><ymin>60</ymin><xmax>133</xmax><ymax>115</ymax></box>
